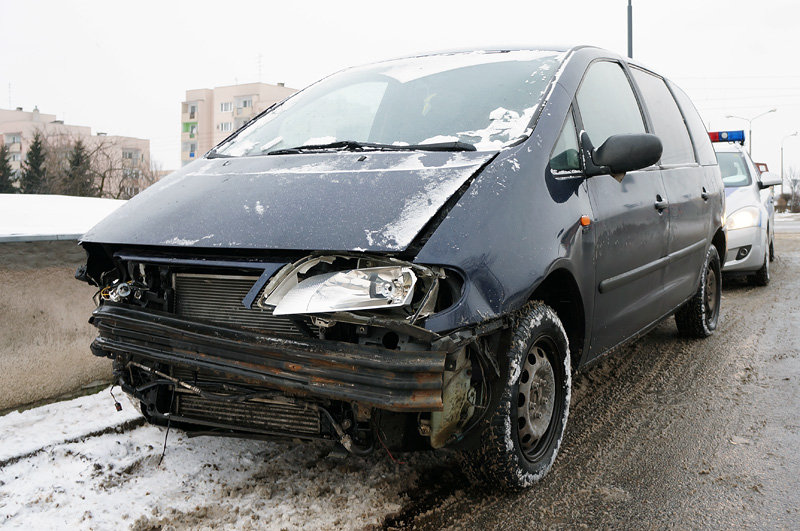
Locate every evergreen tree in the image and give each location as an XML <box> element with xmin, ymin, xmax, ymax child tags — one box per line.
<box><xmin>0</xmin><ymin>143</ymin><xmax>15</xmax><ymax>193</ymax></box>
<box><xmin>64</xmin><ymin>140</ymin><xmax>95</xmax><ymax>196</ymax></box>
<box><xmin>20</xmin><ymin>131</ymin><xmax>47</xmax><ymax>194</ymax></box>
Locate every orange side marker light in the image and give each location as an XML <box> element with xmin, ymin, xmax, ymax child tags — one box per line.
<box><xmin>580</xmin><ymin>215</ymin><xmax>591</xmax><ymax>227</ymax></box>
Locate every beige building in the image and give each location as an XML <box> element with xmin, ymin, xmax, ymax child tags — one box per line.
<box><xmin>0</xmin><ymin>106</ymin><xmax>152</xmax><ymax>198</ymax></box>
<box><xmin>181</xmin><ymin>82</ymin><xmax>297</xmax><ymax>166</ymax></box>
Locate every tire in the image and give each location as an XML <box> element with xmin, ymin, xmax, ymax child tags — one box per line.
<box><xmin>675</xmin><ymin>246</ymin><xmax>721</xmax><ymax>338</ymax></box>
<box><xmin>461</xmin><ymin>301</ymin><xmax>571</xmax><ymax>490</ymax></box>
<box><xmin>750</xmin><ymin>246</ymin><xmax>770</xmax><ymax>286</ymax></box>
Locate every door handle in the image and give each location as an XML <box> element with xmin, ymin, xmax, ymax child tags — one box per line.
<box><xmin>701</xmin><ymin>187</ymin><xmax>709</xmax><ymax>201</ymax></box>
<box><xmin>654</xmin><ymin>195</ymin><xmax>668</xmax><ymax>212</ymax></box>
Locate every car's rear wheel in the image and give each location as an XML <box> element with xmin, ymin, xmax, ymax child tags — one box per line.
<box><xmin>675</xmin><ymin>246</ymin><xmax>721</xmax><ymax>338</ymax></box>
<box><xmin>750</xmin><ymin>246</ymin><xmax>770</xmax><ymax>286</ymax></box>
<box><xmin>460</xmin><ymin>301</ymin><xmax>570</xmax><ymax>490</ymax></box>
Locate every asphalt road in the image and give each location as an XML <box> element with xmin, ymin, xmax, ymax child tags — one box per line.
<box><xmin>388</xmin><ymin>227</ymin><xmax>800</xmax><ymax>529</ymax></box>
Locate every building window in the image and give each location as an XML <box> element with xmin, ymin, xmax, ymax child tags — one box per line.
<box><xmin>11</xmin><ymin>154</ymin><xmax>21</xmax><ymax>162</ymax></box>
<box><xmin>220</xmin><ymin>102</ymin><xmax>232</xmax><ymax>112</ymax></box>
<box><xmin>237</xmin><ymin>98</ymin><xmax>252</xmax><ymax>108</ymax></box>
<box><xmin>219</xmin><ymin>122</ymin><xmax>233</xmax><ymax>132</ymax></box>
<box><xmin>189</xmin><ymin>104</ymin><xmax>197</xmax><ymax>119</ymax></box>
<box><xmin>5</xmin><ymin>134</ymin><xmax>21</xmax><ymax>144</ymax></box>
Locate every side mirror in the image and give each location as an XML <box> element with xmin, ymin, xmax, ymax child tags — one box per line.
<box><xmin>758</xmin><ymin>171</ymin><xmax>782</xmax><ymax>189</ymax></box>
<box><xmin>581</xmin><ymin>132</ymin><xmax>662</xmax><ymax>178</ymax></box>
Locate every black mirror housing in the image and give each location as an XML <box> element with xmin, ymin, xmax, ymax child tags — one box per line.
<box><xmin>592</xmin><ymin>134</ymin><xmax>662</xmax><ymax>175</ymax></box>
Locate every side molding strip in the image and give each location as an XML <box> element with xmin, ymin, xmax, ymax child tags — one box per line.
<box><xmin>598</xmin><ymin>239</ymin><xmax>706</xmax><ymax>293</ymax></box>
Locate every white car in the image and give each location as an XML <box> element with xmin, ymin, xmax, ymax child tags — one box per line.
<box><xmin>712</xmin><ymin>132</ymin><xmax>781</xmax><ymax>285</ymax></box>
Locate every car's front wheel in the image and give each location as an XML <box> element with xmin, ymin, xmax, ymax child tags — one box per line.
<box><xmin>750</xmin><ymin>246</ymin><xmax>770</xmax><ymax>286</ymax></box>
<box><xmin>461</xmin><ymin>301</ymin><xmax>571</xmax><ymax>490</ymax></box>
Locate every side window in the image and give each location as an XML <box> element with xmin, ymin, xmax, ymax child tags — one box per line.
<box><xmin>550</xmin><ymin>109</ymin><xmax>580</xmax><ymax>172</ymax></box>
<box><xmin>630</xmin><ymin>68</ymin><xmax>695</xmax><ymax>165</ymax></box>
<box><xmin>576</xmin><ymin>61</ymin><xmax>646</xmax><ymax>146</ymax></box>
<box><xmin>669</xmin><ymin>82</ymin><xmax>717</xmax><ymax>166</ymax></box>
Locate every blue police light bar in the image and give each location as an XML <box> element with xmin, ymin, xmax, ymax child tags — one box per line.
<box><xmin>708</xmin><ymin>130</ymin><xmax>745</xmax><ymax>144</ymax></box>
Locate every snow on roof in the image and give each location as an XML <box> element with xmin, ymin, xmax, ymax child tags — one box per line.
<box><xmin>0</xmin><ymin>194</ymin><xmax>126</xmax><ymax>242</ymax></box>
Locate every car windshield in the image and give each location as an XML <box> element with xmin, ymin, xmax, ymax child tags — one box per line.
<box><xmin>717</xmin><ymin>151</ymin><xmax>752</xmax><ymax>187</ymax></box>
<box><xmin>214</xmin><ymin>50</ymin><xmax>564</xmax><ymax>157</ymax></box>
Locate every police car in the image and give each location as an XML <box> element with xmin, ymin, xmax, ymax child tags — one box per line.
<box><xmin>711</xmin><ymin>130</ymin><xmax>781</xmax><ymax>285</ymax></box>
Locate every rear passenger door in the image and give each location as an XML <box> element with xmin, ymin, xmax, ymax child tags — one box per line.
<box><xmin>630</xmin><ymin>68</ymin><xmax>710</xmax><ymax>311</ymax></box>
<box><xmin>577</xmin><ymin>60</ymin><xmax>670</xmax><ymax>357</ymax></box>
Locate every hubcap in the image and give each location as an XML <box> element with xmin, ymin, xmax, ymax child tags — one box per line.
<box><xmin>517</xmin><ymin>343</ymin><xmax>556</xmax><ymax>458</ymax></box>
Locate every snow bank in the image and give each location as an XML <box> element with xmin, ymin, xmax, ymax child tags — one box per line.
<box><xmin>0</xmin><ymin>387</ymin><xmax>141</xmax><ymax>465</ymax></box>
<box><xmin>0</xmin><ymin>194</ymin><xmax>125</xmax><ymax>242</ymax></box>
<box><xmin>0</xmin><ymin>388</ymin><xmax>453</xmax><ymax>530</ymax></box>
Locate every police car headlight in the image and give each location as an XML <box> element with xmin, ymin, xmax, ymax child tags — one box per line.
<box><xmin>726</xmin><ymin>207</ymin><xmax>759</xmax><ymax>230</ymax></box>
<box><xmin>271</xmin><ymin>266</ymin><xmax>416</xmax><ymax>315</ymax></box>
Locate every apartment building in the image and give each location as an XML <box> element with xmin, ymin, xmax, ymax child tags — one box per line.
<box><xmin>180</xmin><ymin>82</ymin><xmax>297</xmax><ymax>166</ymax></box>
<box><xmin>0</xmin><ymin>106</ymin><xmax>152</xmax><ymax>197</ymax></box>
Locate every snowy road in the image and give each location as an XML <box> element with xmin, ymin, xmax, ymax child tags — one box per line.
<box><xmin>2</xmin><ymin>223</ymin><xmax>799</xmax><ymax>530</ymax></box>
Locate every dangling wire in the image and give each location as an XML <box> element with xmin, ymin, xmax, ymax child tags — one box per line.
<box><xmin>109</xmin><ymin>385</ymin><xmax>122</xmax><ymax>412</ymax></box>
<box><xmin>158</xmin><ymin>386</ymin><xmax>176</xmax><ymax>467</ymax></box>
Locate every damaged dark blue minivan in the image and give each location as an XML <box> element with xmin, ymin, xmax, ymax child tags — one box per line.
<box><xmin>77</xmin><ymin>46</ymin><xmax>725</xmax><ymax>489</ymax></box>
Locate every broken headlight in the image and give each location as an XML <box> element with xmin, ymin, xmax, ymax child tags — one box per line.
<box><xmin>271</xmin><ymin>266</ymin><xmax>417</xmax><ymax>316</ymax></box>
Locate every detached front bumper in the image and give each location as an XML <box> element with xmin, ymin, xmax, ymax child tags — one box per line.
<box><xmin>89</xmin><ymin>304</ymin><xmax>447</xmax><ymax>412</ymax></box>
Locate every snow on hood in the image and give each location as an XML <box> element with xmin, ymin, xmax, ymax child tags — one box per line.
<box><xmin>81</xmin><ymin>151</ymin><xmax>495</xmax><ymax>252</ymax></box>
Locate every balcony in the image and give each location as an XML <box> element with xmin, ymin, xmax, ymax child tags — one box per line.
<box><xmin>8</xmin><ymin>142</ymin><xmax>21</xmax><ymax>153</ymax></box>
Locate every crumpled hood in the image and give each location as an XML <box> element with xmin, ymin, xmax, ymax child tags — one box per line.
<box><xmin>82</xmin><ymin>150</ymin><xmax>495</xmax><ymax>252</ymax></box>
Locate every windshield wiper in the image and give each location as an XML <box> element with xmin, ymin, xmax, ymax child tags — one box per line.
<box><xmin>266</xmin><ymin>140</ymin><xmax>476</xmax><ymax>155</ymax></box>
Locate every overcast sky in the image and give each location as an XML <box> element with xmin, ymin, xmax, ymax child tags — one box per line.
<box><xmin>1</xmin><ymin>0</ymin><xmax>798</xmax><ymax>176</ymax></box>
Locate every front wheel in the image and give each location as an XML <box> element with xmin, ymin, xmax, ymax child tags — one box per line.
<box><xmin>675</xmin><ymin>246</ymin><xmax>722</xmax><ymax>337</ymax></box>
<box><xmin>461</xmin><ymin>302</ymin><xmax>571</xmax><ymax>490</ymax></box>
<box><xmin>749</xmin><ymin>246</ymin><xmax>770</xmax><ymax>286</ymax></box>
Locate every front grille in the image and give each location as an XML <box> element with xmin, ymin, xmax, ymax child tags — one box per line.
<box><xmin>174</xmin><ymin>273</ymin><xmax>315</xmax><ymax>337</ymax></box>
<box><xmin>175</xmin><ymin>393</ymin><xmax>322</xmax><ymax>436</ymax></box>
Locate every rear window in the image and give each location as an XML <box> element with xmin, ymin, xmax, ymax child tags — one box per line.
<box><xmin>717</xmin><ymin>152</ymin><xmax>752</xmax><ymax>187</ymax></box>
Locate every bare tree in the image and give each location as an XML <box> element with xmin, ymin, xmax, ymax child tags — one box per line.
<box><xmin>39</xmin><ymin>130</ymin><xmax>154</xmax><ymax>199</ymax></box>
<box><xmin>787</xmin><ymin>166</ymin><xmax>800</xmax><ymax>213</ymax></box>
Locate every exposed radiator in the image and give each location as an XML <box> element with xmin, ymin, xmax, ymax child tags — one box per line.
<box><xmin>174</xmin><ymin>273</ymin><xmax>315</xmax><ymax>337</ymax></box>
<box><xmin>175</xmin><ymin>393</ymin><xmax>322</xmax><ymax>436</ymax></box>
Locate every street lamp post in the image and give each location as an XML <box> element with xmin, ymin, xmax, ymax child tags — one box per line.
<box><xmin>782</xmin><ymin>131</ymin><xmax>799</xmax><ymax>198</ymax></box>
<box><xmin>726</xmin><ymin>108</ymin><xmax>777</xmax><ymax>156</ymax></box>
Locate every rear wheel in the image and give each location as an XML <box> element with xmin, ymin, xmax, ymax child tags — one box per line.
<box><xmin>675</xmin><ymin>246</ymin><xmax>721</xmax><ymax>338</ymax></box>
<box><xmin>461</xmin><ymin>302</ymin><xmax>571</xmax><ymax>490</ymax></box>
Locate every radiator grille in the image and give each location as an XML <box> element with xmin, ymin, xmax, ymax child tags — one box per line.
<box><xmin>174</xmin><ymin>273</ymin><xmax>314</xmax><ymax>337</ymax></box>
<box><xmin>175</xmin><ymin>393</ymin><xmax>321</xmax><ymax>436</ymax></box>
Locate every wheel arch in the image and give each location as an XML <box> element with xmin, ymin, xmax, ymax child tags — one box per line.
<box><xmin>528</xmin><ymin>267</ymin><xmax>586</xmax><ymax>371</ymax></box>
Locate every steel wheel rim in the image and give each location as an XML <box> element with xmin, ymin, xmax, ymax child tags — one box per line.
<box><xmin>517</xmin><ymin>340</ymin><xmax>557</xmax><ymax>460</ymax></box>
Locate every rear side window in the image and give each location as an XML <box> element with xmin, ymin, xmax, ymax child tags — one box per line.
<box><xmin>668</xmin><ymin>82</ymin><xmax>717</xmax><ymax>166</ymax></box>
<box><xmin>630</xmin><ymin>68</ymin><xmax>695</xmax><ymax>165</ymax></box>
<box><xmin>576</xmin><ymin>61</ymin><xmax>646</xmax><ymax>147</ymax></box>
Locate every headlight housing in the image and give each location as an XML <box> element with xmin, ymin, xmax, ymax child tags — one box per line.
<box><xmin>726</xmin><ymin>207</ymin><xmax>760</xmax><ymax>230</ymax></box>
<box><xmin>270</xmin><ymin>266</ymin><xmax>417</xmax><ymax>315</ymax></box>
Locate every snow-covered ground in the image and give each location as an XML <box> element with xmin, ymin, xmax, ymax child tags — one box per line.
<box><xmin>0</xmin><ymin>388</ymin><xmax>452</xmax><ymax>530</ymax></box>
<box><xmin>0</xmin><ymin>194</ymin><xmax>125</xmax><ymax>241</ymax></box>
<box><xmin>776</xmin><ymin>212</ymin><xmax>800</xmax><ymax>233</ymax></box>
